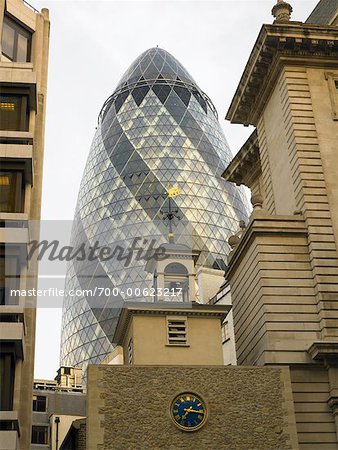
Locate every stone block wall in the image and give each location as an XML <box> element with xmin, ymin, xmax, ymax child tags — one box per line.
<box><xmin>87</xmin><ymin>365</ymin><xmax>299</xmax><ymax>450</ymax></box>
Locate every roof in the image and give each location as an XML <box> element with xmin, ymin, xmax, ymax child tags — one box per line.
<box><xmin>306</xmin><ymin>0</ymin><xmax>338</xmax><ymax>25</ymax></box>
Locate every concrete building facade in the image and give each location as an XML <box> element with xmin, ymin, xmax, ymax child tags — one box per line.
<box><xmin>0</xmin><ymin>1</ymin><xmax>49</xmax><ymax>448</ymax></box>
<box><xmin>32</xmin><ymin>367</ymin><xmax>86</xmax><ymax>450</ymax></box>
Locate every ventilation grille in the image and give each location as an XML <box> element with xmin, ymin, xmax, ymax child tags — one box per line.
<box><xmin>167</xmin><ymin>317</ymin><xmax>188</xmax><ymax>346</ymax></box>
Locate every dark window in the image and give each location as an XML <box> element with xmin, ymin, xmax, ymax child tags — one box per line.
<box><xmin>173</xmin><ymin>86</ymin><xmax>191</xmax><ymax>106</ymax></box>
<box><xmin>0</xmin><ymin>353</ymin><xmax>15</xmax><ymax>410</ymax></box>
<box><xmin>0</xmin><ymin>94</ymin><xmax>29</xmax><ymax>131</ymax></box>
<box><xmin>63</xmin><ymin>367</ymin><xmax>71</xmax><ymax>375</ymax></box>
<box><xmin>33</xmin><ymin>395</ymin><xmax>46</xmax><ymax>412</ymax></box>
<box><xmin>31</xmin><ymin>426</ymin><xmax>48</xmax><ymax>445</ymax></box>
<box><xmin>0</xmin><ymin>170</ymin><xmax>24</xmax><ymax>212</ymax></box>
<box><xmin>131</xmin><ymin>85</ymin><xmax>150</xmax><ymax>106</ymax></box>
<box><xmin>114</xmin><ymin>90</ymin><xmax>129</xmax><ymax>113</ymax></box>
<box><xmin>1</xmin><ymin>15</ymin><xmax>32</xmax><ymax>62</ymax></box>
<box><xmin>164</xmin><ymin>263</ymin><xmax>189</xmax><ymax>302</ymax></box>
<box><xmin>152</xmin><ymin>82</ymin><xmax>171</xmax><ymax>104</ymax></box>
<box><xmin>0</xmin><ymin>255</ymin><xmax>20</xmax><ymax>305</ymax></box>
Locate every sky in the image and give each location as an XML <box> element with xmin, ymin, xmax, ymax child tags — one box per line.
<box><xmin>33</xmin><ymin>0</ymin><xmax>319</xmax><ymax>379</ymax></box>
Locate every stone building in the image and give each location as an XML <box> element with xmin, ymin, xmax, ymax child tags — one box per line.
<box><xmin>0</xmin><ymin>1</ymin><xmax>49</xmax><ymax>449</ymax></box>
<box><xmin>86</xmin><ymin>241</ymin><xmax>298</xmax><ymax>449</ymax></box>
<box><xmin>223</xmin><ymin>0</ymin><xmax>338</xmax><ymax>448</ymax></box>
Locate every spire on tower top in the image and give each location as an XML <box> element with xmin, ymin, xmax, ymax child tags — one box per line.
<box><xmin>272</xmin><ymin>0</ymin><xmax>293</xmax><ymax>23</ymax></box>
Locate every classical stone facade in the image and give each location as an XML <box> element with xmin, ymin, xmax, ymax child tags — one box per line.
<box><xmin>223</xmin><ymin>1</ymin><xmax>338</xmax><ymax>448</ymax></box>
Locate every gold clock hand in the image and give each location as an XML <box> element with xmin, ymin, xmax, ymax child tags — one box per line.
<box><xmin>182</xmin><ymin>406</ymin><xmax>192</xmax><ymax>419</ymax></box>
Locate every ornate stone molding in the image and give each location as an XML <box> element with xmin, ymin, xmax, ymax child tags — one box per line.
<box><xmin>308</xmin><ymin>341</ymin><xmax>338</xmax><ymax>365</ymax></box>
<box><xmin>328</xmin><ymin>397</ymin><xmax>338</xmax><ymax>416</ymax></box>
<box><xmin>272</xmin><ymin>0</ymin><xmax>293</xmax><ymax>23</ymax></box>
<box><xmin>226</xmin><ymin>213</ymin><xmax>307</xmax><ymax>273</ymax></box>
<box><xmin>222</xmin><ymin>129</ymin><xmax>260</xmax><ymax>188</ymax></box>
<box><xmin>226</xmin><ymin>24</ymin><xmax>338</xmax><ymax>126</ymax></box>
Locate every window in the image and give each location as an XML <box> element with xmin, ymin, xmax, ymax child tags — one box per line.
<box><xmin>0</xmin><ymin>170</ymin><xmax>24</xmax><ymax>212</ymax></box>
<box><xmin>0</xmin><ymin>93</ymin><xmax>29</xmax><ymax>131</ymax></box>
<box><xmin>0</xmin><ymin>254</ymin><xmax>20</xmax><ymax>305</ymax></box>
<box><xmin>31</xmin><ymin>426</ymin><xmax>48</xmax><ymax>445</ymax></box>
<box><xmin>1</xmin><ymin>15</ymin><xmax>32</xmax><ymax>62</ymax></box>
<box><xmin>127</xmin><ymin>338</ymin><xmax>133</xmax><ymax>365</ymax></box>
<box><xmin>325</xmin><ymin>72</ymin><xmax>338</xmax><ymax>120</ymax></box>
<box><xmin>63</xmin><ymin>367</ymin><xmax>71</xmax><ymax>375</ymax></box>
<box><xmin>221</xmin><ymin>321</ymin><xmax>230</xmax><ymax>343</ymax></box>
<box><xmin>167</xmin><ymin>316</ymin><xmax>188</xmax><ymax>346</ymax></box>
<box><xmin>164</xmin><ymin>263</ymin><xmax>189</xmax><ymax>302</ymax></box>
<box><xmin>0</xmin><ymin>352</ymin><xmax>15</xmax><ymax>410</ymax></box>
<box><xmin>33</xmin><ymin>395</ymin><xmax>47</xmax><ymax>412</ymax></box>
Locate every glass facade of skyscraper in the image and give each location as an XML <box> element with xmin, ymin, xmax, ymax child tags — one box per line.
<box><xmin>60</xmin><ymin>48</ymin><xmax>249</xmax><ymax>369</ymax></box>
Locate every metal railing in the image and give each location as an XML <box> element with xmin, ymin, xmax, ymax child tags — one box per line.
<box><xmin>23</xmin><ymin>0</ymin><xmax>39</xmax><ymax>14</ymax></box>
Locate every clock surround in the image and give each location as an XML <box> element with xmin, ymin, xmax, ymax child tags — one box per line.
<box><xmin>170</xmin><ymin>392</ymin><xmax>208</xmax><ymax>432</ymax></box>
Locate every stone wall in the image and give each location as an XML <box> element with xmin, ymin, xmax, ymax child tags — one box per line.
<box><xmin>87</xmin><ymin>365</ymin><xmax>299</xmax><ymax>450</ymax></box>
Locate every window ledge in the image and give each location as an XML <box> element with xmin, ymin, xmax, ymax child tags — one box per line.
<box><xmin>0</xmin><ymin>213</ymin><xmax>28</xmax><ymax>221</ymax></box>
<box><xmin>0</xmin><ymin>131</ymin><xmax>33</xmax><ymax>139</ymax></box>
<box><xmin>0</xmin><ymin>322</ymin><xmax>25</xmax><ymax>359</ymax></box>
<box><xmin>0</xmin><ymin>62</ymin><xmax>34</xmax><ymax>70</ymax></box>
<box><xmin>165</xmin><ymin>344</ymin><xmax>190</xmax><ymax>347</ymax></box>
<box><xmin>0</xmin><ymin>144</ymin><xmax>33</xmax><ymax>159</ymax></box>
<box><xmin>0</xmin><ymin>62</ymin><xmax>35</xmax><ymax>86</ymax></box>
<box><xmin>0</xmin><ymin>411</ymin><xmax>21</xmax><ymax>450</ymax></box>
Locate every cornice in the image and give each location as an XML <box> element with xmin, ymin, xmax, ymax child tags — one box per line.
<box><xmin>226</xmin><ymin>23</ymin><xmax>338</xmax><ymax>126</ymax></box>
<box><xmin>226</xmin><ymin>213</ymin><xmax>307</xmax><ymax>278</ymax></box>
<box><xmin>308</xmin><ymin>340</ymin><xmax>338</xmax><ymax>364</ymax></box>
<box><xmin>222</xmin><ymin>129</ymin><xmax>260</xmax><ymax>188</ymax></box>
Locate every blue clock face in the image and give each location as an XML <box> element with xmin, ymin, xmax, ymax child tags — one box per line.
<box><xmin>171</xmin><ymin>393</ymin><xmax>207</xmax><ymax>431</ymax></box>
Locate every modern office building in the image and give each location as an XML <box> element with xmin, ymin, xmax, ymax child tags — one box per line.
<box><xmin>32</xmin><ymin>367</ymin><xmax>86</xmax><ymax>450</ymax></box>
<box><xmin>60</xmin><ymin>48</ymin><xmax>249</xmax><ymax>371</ymax></box>
<box><xmin>0</xmin><ymin>1</ymin><xmax>49</xmax><ymax>449</ymax></box>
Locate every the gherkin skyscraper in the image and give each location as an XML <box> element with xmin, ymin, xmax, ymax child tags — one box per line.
<box><xmin>60</xmin><ymin>48</ymin><xmax>249</xmax><ymax>370</ymax></box>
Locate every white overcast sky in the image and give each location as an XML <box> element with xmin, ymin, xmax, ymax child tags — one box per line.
<box><xmin>33</xmin><ymin>0</ymin><xmax>319</xmax><ymax>379</ymax></box>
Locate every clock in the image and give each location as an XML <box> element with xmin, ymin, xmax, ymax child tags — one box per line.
<box><xmin>171</xmin><ymin>392</ymin><xmax>207</xmax><ymax>431</ymax></box>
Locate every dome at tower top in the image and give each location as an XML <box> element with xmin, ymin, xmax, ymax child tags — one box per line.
<box><xmin>116</xmin><ymin>47</ymin><xmax>196</xmax><ymax>90</ymax></box>
<box><xmin>100</xmin><ymin>47</ymin><xmax>217</xmax><ymax>124</ymax></box>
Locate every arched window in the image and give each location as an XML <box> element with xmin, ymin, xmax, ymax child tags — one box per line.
<box><xmin>164</xmin><ymin>262</ymin><xmax>189</xmax><ymax>302</ymax></box>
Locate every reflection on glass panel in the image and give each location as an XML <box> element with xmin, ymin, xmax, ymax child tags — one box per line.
<box><xmin>1</xmin><ymin>16</ymin><xmax>31</xmax><ymax>62</ymax></box>
<box><xmin>0</xmin><ymin>95</ymin><xmax>28</xmax><ymax>131</ymax></box>
<box><xmin>17</xmin><ymin>34</ymin><xmax>28</xmax><ymax>62</ymax></box>
<box><xmin>0</xmin><ymin>171</ymin><xmax>24</xmax><ymax>212</ymax></box>
<box><xmin>1</xmin><ymin>22</ymin><xmax>15</xmax><ymax>60</ymax></box>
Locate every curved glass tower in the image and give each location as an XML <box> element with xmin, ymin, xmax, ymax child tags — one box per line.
<box><xmin>60</xmin><ymin>48</ymin><xmax>249</xmax><ymax>369</ymax></box>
